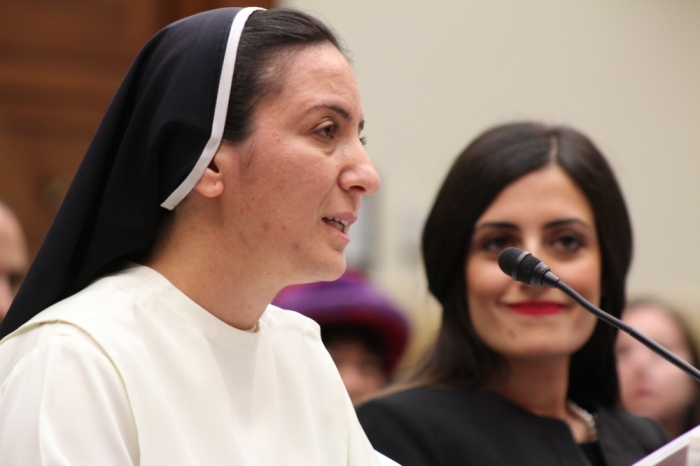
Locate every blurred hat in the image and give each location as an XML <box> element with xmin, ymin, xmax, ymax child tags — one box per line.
<box><xmin>273</xmin><ymin>269</ymin><xmax>409</xmax><ymax>374</ymax></box>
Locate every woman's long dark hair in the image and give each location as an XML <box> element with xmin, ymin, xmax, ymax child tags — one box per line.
<box><xmin>411</xmin><ymin>122</ymin><xmax>633</xmax><ymax>407</ymax></box>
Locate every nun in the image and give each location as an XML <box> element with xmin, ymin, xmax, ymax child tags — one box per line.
<box><xmin>0</xmin><ymin>7</ymin><xmax>394</xmax><ymax>465</ymax></box>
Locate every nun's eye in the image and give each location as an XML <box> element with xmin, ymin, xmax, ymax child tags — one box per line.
<box><xmin>315</xmin><ymin>124</ymin><xmax>337</xmax><ymax>140</ymax></box>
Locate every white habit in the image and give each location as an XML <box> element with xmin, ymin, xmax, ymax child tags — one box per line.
<box><xmin>0</xmin><ymin>264</ymin><xmax>387</xmax><ymax>465</ymax></box>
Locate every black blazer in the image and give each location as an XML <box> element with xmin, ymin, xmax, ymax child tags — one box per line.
<box><xmin>357</xmin><ymin>387</ymin><xmax>667</xmax><ymax>466</ymax></box>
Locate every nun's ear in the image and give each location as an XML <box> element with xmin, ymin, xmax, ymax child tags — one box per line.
<box><xmin>192</xmin><ymin>154</ymin><xmax>225</xmax><ymax>199</ymax></box>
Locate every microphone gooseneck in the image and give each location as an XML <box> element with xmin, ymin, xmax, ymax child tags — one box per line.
<box><xmin>497</xmin><ymin>247</ymin><xmax>700</xmax><ymax>383</ymax></box>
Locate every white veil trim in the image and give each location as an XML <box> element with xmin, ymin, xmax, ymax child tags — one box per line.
<box><xmin>161</xmin><ymin>6</ymin><xmax>264</xmax><ymax>210</ymax></box>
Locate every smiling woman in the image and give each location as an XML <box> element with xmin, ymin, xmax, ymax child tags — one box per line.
<box><xmin>466</xmin><ymin>164</ymin><xmax>601</xmax><ymax>363</ymax></box>
<box><xmin>0</xmin><ymin>8</ymin><xmax>386</xmax><ymax>466</ymax></box>
<box><xmin>357</xmin><ymin>122</ymin><xmax>668</xmax><ymax>466</ymax></box>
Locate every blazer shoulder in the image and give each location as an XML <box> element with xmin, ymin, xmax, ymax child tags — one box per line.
<box><xmin>599</xmin><ymin>406</ymin><xmax>668</xmax><ymax>451</ymax></box>
<box><xmin>358</xmin><ymin>386</ymin><xmax>461</xmax><ymax>416</ymax></box>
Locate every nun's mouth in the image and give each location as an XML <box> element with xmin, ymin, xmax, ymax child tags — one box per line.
<box><xmin>323</xmin><ymin>217</ymin><xmax>349</xmax><ymax>234</ymax></box>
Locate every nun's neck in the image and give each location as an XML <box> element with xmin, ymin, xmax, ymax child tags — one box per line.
<box><xmin>144</xmin><ymin>213</ymin><xmax>280</xmax><ymax>331</ymax></box>
<box><xmin>148</xmin><ymin>255</ymin><xmax>275</xmax><ymax>330</ymax></box>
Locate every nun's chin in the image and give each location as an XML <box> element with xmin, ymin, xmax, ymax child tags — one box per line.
<box><xmin>300</xmin><ymin>254</ymin><xmax>347</xmax><ymax>286</ymax></box>
<box><xmin>324</xmin><ymin>256</ymin><xmax>348</xmax><ymax>281</ymax></box>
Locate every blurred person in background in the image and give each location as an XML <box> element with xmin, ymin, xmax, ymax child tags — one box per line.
<box><xmin>0</xmin><ymin>199</ymin><xmax>28</xmax><ymax>322</ymax></box>
<box><xmin>616</xmin><ymin>299</ymin><xmax>700</xmax><ymax>439</ymax></box>
<box><xmin>357</xmin><ymin>122</ymin><xmax>668</xmax><ymax>466</ymax></box>
<box><xmin>274</xmin><ymin>269</ymin><xmax>409</xmax><ymax>405</ymax></box>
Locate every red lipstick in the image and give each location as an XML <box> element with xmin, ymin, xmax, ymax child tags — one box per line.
<box><xmin>507</xmin><ymin>301</ymin><xmax>565</xmax><ymax>316</ymax></box>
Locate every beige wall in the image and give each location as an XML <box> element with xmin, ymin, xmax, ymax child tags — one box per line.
<box><xmin>281</xmin><ymin>0</ymin><xmax>700</xmax><ymax>347</ymax></box>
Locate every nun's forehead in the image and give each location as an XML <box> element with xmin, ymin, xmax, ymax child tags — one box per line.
<box><xmin>252</xmin><ymin>43</ymin><xmax>349</xmax><ymax>109</ymax></box>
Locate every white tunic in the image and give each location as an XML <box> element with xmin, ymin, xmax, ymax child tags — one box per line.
<box><xmin>0</xmin><ymin>264</ymin><xmax>390</xmax><ymax>465</ymax></box>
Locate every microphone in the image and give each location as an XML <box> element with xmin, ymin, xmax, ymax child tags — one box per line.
<box><xmin>497</xmin><ymin>247</ymin><xmax>700</xmax><ymax>383</ymax></box>
<box><xmin>497</xmin><ymin>247</ymin><xmax>560</xmax><ymax>288</ymax></box>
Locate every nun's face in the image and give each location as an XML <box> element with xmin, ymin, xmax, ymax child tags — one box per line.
<box><xmin>222</xmin><ymin>44</ymin><xmax>379</xmax><ymax>284</ymax></box>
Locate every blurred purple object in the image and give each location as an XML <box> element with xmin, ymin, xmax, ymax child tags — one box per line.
<box><xmin>273</xmin><ymin>269</ymin><xmax>409</xmax><ymax>374</ymax></box>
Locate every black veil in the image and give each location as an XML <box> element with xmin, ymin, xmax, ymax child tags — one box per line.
<box><xmin>0</xmin><ymin>7</ymin><xmax>262</xmax><ymax>338</ymax></box>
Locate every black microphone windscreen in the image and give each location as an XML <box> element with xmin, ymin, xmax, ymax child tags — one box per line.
<box><xmin>497</xmin><ymin>247</ymin><xmax>542</xmax><ymax>284</ymax></box>
<box><xmin>516</xmin><ymin>254</ymin><xmax>542</xmax><ymax>283</ymax></box>
<box><xmin>497</xmin><ymin>247</ymin><xmax>526</xmax><ymax>276</ymax></box>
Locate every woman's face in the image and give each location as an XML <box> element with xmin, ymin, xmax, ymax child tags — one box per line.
<box><xmin>0</xmin><ymin>204</ymin><xmax>28</xmax><ymax>321</ymax></box>
<box><xmin>218</xmin><ymin>44</ymin><xmax>379</xmax><ymax>285</ymax></box>
<box><xmin>616</xmin><ymin>305</ymin><xmax>697</xmax><ymax>430</ymax></box>
<box><xmin>466</xmin><ymin>164</ymin><xmax>601</xmax><ymax>362</ymax></box>
<box><xmin>326</xmin><ymin>336</ymin><xmax>388</xmax><ymax>406</ymax></box>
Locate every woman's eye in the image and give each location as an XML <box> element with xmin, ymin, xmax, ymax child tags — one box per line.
<box><xmin>553</xmin><ymin>234</ymin><xmax>584</xmax><ymax>253</ymax></box>
<box><xmin>359</xmin><ymin>135</ymin><xmax>367</xmax><ymax>146</ymax></box>
<box><xmin>481</xmin><ymin>236</ymin><xmax>513</xmax><ymax>253</ymax></box>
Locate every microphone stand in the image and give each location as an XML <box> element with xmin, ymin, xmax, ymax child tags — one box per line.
<box><xmin>556</xmin><ymin>280</ymin><xmax>700</xmax><ymax>383</ymax></box>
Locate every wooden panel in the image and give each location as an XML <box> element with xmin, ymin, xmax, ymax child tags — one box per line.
<box><xmin>157</xmin><ymin>0</ymin><xmax>275</xmax><ymax>27</ymax></box>
<box><xmin>0</xmin><ymin>1</ymin><xmax>155</xmax><ymax>54</ymax></box>
<box><xmin>0</xmin><ymin>0</ymin><xmax>275</xmax><ymax>258</ymax></box>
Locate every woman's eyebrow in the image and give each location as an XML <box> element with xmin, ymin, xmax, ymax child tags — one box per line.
<box><xmin>473</xmin><ymin>222</ymin><xmax>519</xmax><ymax>232</ymax></box>
<box><xmin>543</xmin><ymin>218</ymin><xmax>593</xmax><ymax>230</ymax></box>
<box><xmin>474</xmin><ymin>218</ymin><xmax>593</xmax><ymax>232</ymax></box>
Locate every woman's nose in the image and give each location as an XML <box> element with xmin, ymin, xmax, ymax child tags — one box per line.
<box><xmin>516</xmin><ymin>238</ymin><xmax>538</xmax><ymax>259</ymax></box>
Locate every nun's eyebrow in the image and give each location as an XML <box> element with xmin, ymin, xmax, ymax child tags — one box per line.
<box><xmin>308</xmin><ymin>103</ymin><xmax>349</xmax><ymax>120</ymax></box>
<box><xmin>308</xmin><ymin>103</ymin><xmax>364</xmax><ymax>133</ymax></box>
